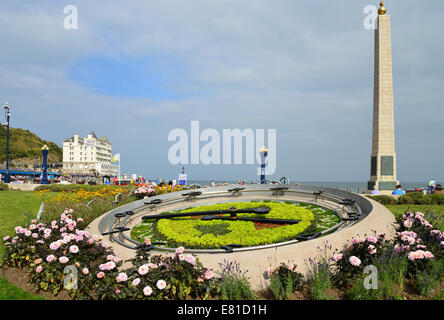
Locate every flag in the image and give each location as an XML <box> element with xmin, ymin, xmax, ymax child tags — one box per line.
<box><xmin>112</xmin><ymin>153</ymin><xmax>120</xmax><ymax>162</ymax></box>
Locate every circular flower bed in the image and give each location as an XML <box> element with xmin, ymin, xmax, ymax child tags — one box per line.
<box><xmin>131</xmin><ymin>201</ymin><xmax>341</xmax><ymax>249</ymax></box>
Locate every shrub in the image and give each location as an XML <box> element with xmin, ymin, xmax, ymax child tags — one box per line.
<box><xmin>430</xmin><ymin>194</ymin><xmax>444</xmax><ymax>205</ymax></box>
<box><xmin>332</xmin><ymin>232</ymin><xmax>388</xmax><ymax>287</ymax></box>
<box><xmin>2</xmin><ymin>210</ymin><xmax>117</xmax><ymax>299</ymax></box>
<box><xmin>367</xmin><ymin>195</ymin><xmax>396</xmax><ymax>205</ymax></box>
<box><xmin>0</xmin><ymin>183</ymin><xmax>8</xmax><ymax>191</ymax></box>
<box><xmin>415</xmin><ymin>271</ymin><xmax>438</xmax><ymax>296</ymax></box>
<box><xmin>397</xmin><ymin>192</ymin><xmax>431</xmax><ymax>205</ymax></box>
<box><xmin>306</xmin><ymin>242</ymin><xmax>335</xmax><ymax>300</ymax></box>
<box><xmin>121</xmin><ymin>245</ymin><xmax>219</xmax><ymax>300</ymax></box>
<box><xmin>218</xmin><ymin>260</ymin><xmax>256</xmax><ymax>300</ymax></box>
<box><xmin>345</xmin><ymin>274</ymin><xmax>381</xmax><ymax>300</ymax></box>
<box><xmin>268</xmin><ymin>263</ymin><xmax>303</xmax><ymax>300</ymax></box>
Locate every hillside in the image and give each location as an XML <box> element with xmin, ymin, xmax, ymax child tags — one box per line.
<box><xmin>0</xmin><ymin>126</ymin><xmax>62</xmax><ymax>167</ymax></box>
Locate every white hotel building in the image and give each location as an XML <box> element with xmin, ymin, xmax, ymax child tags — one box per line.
<box><xmin>62</xmin><ymin>131</ymin><xmax>119</xmax><ymax>176</ymax></box>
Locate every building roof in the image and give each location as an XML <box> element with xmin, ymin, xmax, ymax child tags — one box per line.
<box><xmin>89</xmin><ymin>131</ymin><xmax>98</xmax><ymax>139</ymax></box>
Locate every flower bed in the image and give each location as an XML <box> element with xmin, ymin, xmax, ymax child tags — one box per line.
<box><xmin>131</xmin><ymin>201</ymin><xmax>340</xmax><ymax>249</ymax></box>
<box><xmin>1</xmin><ymin>210</ymin><xmax>219</xmax><ymax>300</ymax></box>
<box><xmin>133</xmin><ymin>183</ymin><xmax>185</xmax><ymax>199</ymax></box>
<box><xmin>1</xmin><ymin>205</ymin><xmax>442</xmax><ymax>300</ymax></box>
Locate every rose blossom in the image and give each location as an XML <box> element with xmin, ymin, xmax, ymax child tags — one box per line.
<box><xmin>138</xmin><ymin>264</ymin><xmax>149</xmax><ymax>276</ymax></box>
<box><xmin>204</xmin><ymin>270</ymin><xmax>214</xmax><ymax>280</ymax></box>
<box><xmin>175</xmin><ymin>246</ymin><xmax>184</xmax><ymax>255</ymax></box>
<box><xmin>185</xmin><ymin>255</ymin><xmax>196</xmax><ymax>265</ymax></box>
<box><xmin>36</xmin><ymin>266</ymin><xmax>43</xmax><ymax>273</ymax></box>
<box><xmin>366</xmin><ymin>237</ymin><xmax>377</xmax><ymax>244</ymax></box>
<box><xmin>3</xmin><ymin>236</ymin><xmax>10</xmax><ymax>241</ymax></box>
<box><xmin>82</xmin><ymin>268</ymin><xmax>89</xmax><ymax>275</ymax></box>
<box><xmin>132</xmin><ymin>278</ymin><xmax>141</xmax><ymax>286</ymax></box>
<box><xmin>404</xmin><ymin>220</ymin><xmax>413</xmax><ymax>228</ymax></box>
<box><xmin>424</xmin><ymin>251</ymin><xmax>434</xmax><ymax>259</ymax></box>
<box><xmin>143</xmin><ymin>286</ymin><xmax>153</xmax><ymax>296</ymax></box>
<box><xmin>349</xmin><ymin>256</ymin><xmax>361</xmax><ymax>267</ymax></box>
<box><xmin>116</xmin><ymin>273</ymin><xmax>128</xmax><ymax>283</ymax></box>
<box><xmin>59</xmin><ymin>256</ymin><xmax>69</xmax><ymax>264</ymax></box>
<box><xmin>368</xmin><ymin>245</ymin><xmax>377</xmax><ymax>255</ymax></box>
<box><xmin>156</xmin><ymin>280</ymin><xmax>167</xmax><ymax>290</ymax></box>
<box><xmin>46</xmin><ymin>255</ymin><xmax>56</xmax><ymax>262</ymax></box>
<box><xmin>69</xmin><ymin>245</ymin><xmax>79</xmax><ymax>254</ymax></box>
<box><xmin>49</xmin><ymin>242</ymin><xmax>60</xmax><ymax>251</ymax></box>
<box><xmin>144</xmin><ymin>238</ymin><xmax>151</xmax><ymax>246</ymax></box>
<box><xmin>97</xmin><ymin>272</ymin><xmax>105</xmax><ymax>279</ymax></box>
<box><xmin>333</xmin><ymin>254</ymin><xmax>343</xmax><ymax>262</ymax></box>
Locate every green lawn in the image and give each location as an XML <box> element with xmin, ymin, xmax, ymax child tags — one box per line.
<box><xmin>0</xmin><ymin>277</ymin><xmax>46</xmax><ymax>300</ymax></box>
<box><xmin>0</xmin><ymin>191</ymin><xmax>59</xmax><ymax>300</ymax></box>
<box><xmin>0</xmin><ymin>191</ymin><xmax>56</xmax><ymax>262</ymax></box>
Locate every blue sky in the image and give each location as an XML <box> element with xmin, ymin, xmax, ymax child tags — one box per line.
<box><xmin>0</xmin><ymin>0</ymin><xmax>443</xmax><ymax>182</ymax></box>
<box><xmin>69</xmin><ymin>55</ymin><xmax>190</xmax><ymax>100</ymax></box>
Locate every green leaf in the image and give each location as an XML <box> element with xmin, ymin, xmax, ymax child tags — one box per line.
<box><xmin>40</xmin><ymin>281</ymin><xmax>48</xmax><ymax>291</ymax></box>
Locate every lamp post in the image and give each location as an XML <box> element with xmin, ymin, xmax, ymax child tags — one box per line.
<box><xmin>259</xmin><ymin>146</ymin><xmax>268</xmax><ymax>184</ymax></box>
<box><xmin>3</xmin><ymin>102</ymin><xmax>11</xmax><ymax>183</ymax></box>
<box><xmin>41</xmin><ymin>144</ymin><xmax>49</xmax><ymax>185</ymax></box>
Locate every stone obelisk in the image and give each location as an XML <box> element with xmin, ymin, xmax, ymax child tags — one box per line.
<box><xmin>368</xmin><ymin>2</ymin><xmax>399</xmax><ymax>192</ymax></box>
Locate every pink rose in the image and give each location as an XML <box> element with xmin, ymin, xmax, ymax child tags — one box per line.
<box><xmin>156</xmin><ymin>280</ymin><xmax>166</xmax><ymax>290</ymax></box>
<box><xmin>132</xmin><ymin>278</ymin><xmax>141</xmax><ymax>286</ymax></box>
<box><xmin>185</xmin><ymin>255</ymin><xmax>196</xmax><ymax>266</ymax></box>
<box><xmin>138</xmin><ymin>264</ymin><xmax>149</xmax><ymax>276</ymax></box>
<box><xmin>116</xmin><ymin>273</ymin><xmax>128</xmax><ymax>283</ymax></box>
<box><xmin>69</xmin><ymin>245</ymin><xmax>79</xmax><ymax>254</ymax></box>
<box><xmin>333</xmin><ymin>254</ymin><xmax>343</xmax><ymax>262</ymax></box>
<box><xmin>204</xmin><ymin>270</ymin><xmax>214</xmax><ymax>280</ymax></box>
<box><xmin>97</xmin><ymin>272</ymin><xmax>105</xmax><ymax>279</ymax></box>
<box><xmin>143</xmin><ymin>286</ymin><xmax>152</xmax><ymax>296</ymax></box>
<box><xmin>349</xmin><ymin>256</ymin><xmax>361</xmax><ymax>267</ymax></box>
<box><xmin>36</xmin><ymin>266</ymin><xmax>43</xmax><ymax>273</ymax></box>
<box><xmin>59</xmin><ymin>256</ymin><xmax>69</xmax><ymax>264</ymax></box>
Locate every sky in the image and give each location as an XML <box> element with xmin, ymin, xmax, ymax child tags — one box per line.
<box><xmin>0</xmin><ymin>0</ymin><xmax>443</xmax><ymax>182</ymax></box>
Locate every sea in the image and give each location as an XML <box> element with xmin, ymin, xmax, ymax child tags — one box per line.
<box><xmin>187</xmin><ymin>180</ymin><xmax>430</xmax><ymax>194</ymax></box>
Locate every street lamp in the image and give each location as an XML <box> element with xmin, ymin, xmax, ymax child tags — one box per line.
<box><xmin>3</xmin><ymin>102</ymin><xmax>11</xmax><ymax>183</ymax></box>
<box><xmin>41</xmin><ymin>144</ymin><xmax>49</xmax><ymax>185</ymax></box>
<box><xmin>259</xmin><ymin>146</ymin><xmax>268</xmax><ymax>184</ymax></box>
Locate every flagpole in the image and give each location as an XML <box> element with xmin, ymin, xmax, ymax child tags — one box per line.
<box><xmin>118</xmin><ymin>157</ymin><xmax>121</xmax><ymax>186</ymax></box>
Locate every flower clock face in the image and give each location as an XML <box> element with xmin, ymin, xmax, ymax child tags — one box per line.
<box><xmin>131</xmin><ymin>201</ymin><xmax>341</xmax><ymax>249</ymax></box>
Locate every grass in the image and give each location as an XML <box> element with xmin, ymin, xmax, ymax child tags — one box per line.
<box><xmin>0</xmin><ymin>191</ymin><xmax>59</xmax><ymax>262</ymax></box>
<box><xmin>0</xmin><ymin>278</ymin><xmax>46</xmax><ymax>300</ymax></box>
